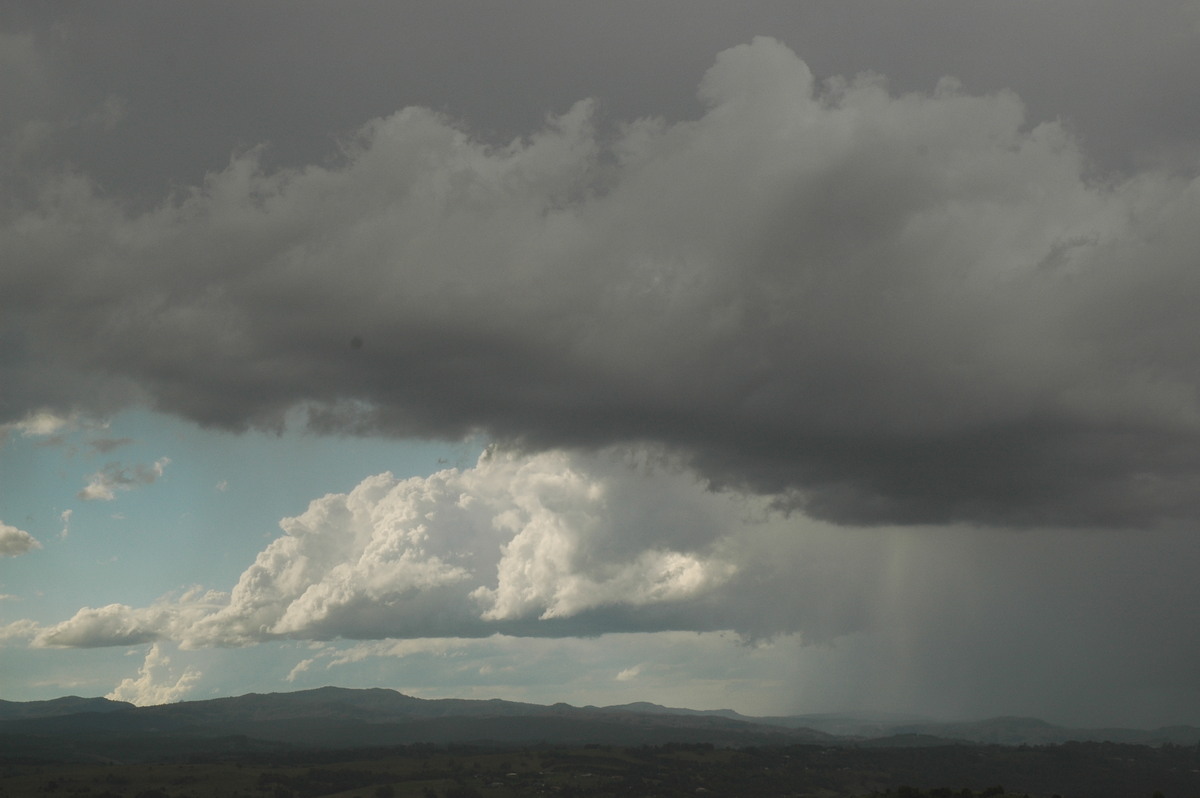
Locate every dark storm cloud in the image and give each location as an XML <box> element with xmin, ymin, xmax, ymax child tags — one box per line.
<box><xmin>5</xmin><ymin>10</ymin><xmax>1200</xmax><ymax>529</ymax></box>
<box><xmin>9</xmin><ymin>0</ymin><xmax>1199</xmax><ymax>193</ymax></box>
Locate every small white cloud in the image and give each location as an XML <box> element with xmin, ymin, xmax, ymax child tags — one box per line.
<box><xmin>79</xmin><ymin>480</ymin><xmax>116</xmax><ymax>502</ymax></box>
<box><xmin>0</xmin><ymin>522</ymin><xmax>41</xmax><ymax>557</ymax></box>
<box><xmin>215</xmin><ymin>479</ymin><xmax>229</xmax><ymax>492</ymax></box>
<box><xmin>0</xmin><ymin>413</ymin><xmax>114</xmax><ymax>450</ymax></box>
<box><xmin>284</xmin><ymin>657</ymin><xmax>316</xmax><ymax>682</ymax></box>
<box><xmin>33</xmin><ymin>603</ymin><xmax>160</xmax><ymax>648</ymax></box>
<box><xmin>78</xmin><ymin>456</ymin><xmax>170</xmax><ymax>501</ymax></box>
<box><xmin>616</xmin><ymin>664</ymin><xmax>642</xmax><ymax>682</ymax></box>
<box><xmin>4</xmin><ymin>410</ymin><xmax>76</xmax><ymax>437</ymax></box>
<box><xmin>105</xmin><ymin>643</ymin><xmax>201</xmax><ymax>706</ymax></box>
<box><xmin>59</xmin><ymin>508</ymin><xmax>72</xmax><ymax>538</ymax></box>
<box><xmin>328</xmin><ymin>638</ymin><xmax>462</xmax><ymax>666</ymax></box>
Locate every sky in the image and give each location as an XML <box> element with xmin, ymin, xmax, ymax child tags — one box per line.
<box><xmin>2</xmin><ymin>1</ymin><xmax>1200</xmax><ymax>729</ymax></box>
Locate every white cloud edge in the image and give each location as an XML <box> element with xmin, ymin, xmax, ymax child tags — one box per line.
<box><xmin>17</xmin><ymin>447</ymin><xmax>790</xmax><ymax>650</ymax></box>
<box><xmin>105</xmin><ymin>642</ymin><xmax>202</xmax><ymax>706</ymax></box>
<box><xmin>0</xmin><ymin>522</ymin><xmax>41</xmax><ymax>557</ymax></box>
<box><xmin>78</xmin><ymin>456</ymin><xmax>171</xmax><ymax>502</ymax></box>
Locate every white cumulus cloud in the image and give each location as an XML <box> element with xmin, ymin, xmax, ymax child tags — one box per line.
<box><xmin>25</xmin><ymin>447</ymin><xmax>824</xmax><ymax>650</ymax></box>
<box><xmin>34</xmin><ymin>603</ymin><xmax>163</xmax><ymax>648</ymax></box>
<box><xmin>182</xmin><ymin>447</ymin><xmax>743</xmax><ymax>647</ymax></box>
<box><xmin>32</xmin><ymin>589</ymin><xmax>225</xmax><ymax>648</ymax></box>
<box><xmin>0</xmin><ymin>618</ymin><xmax>40</xmax><ymax>643</ymax></box>
<box><xmin>0</xmin><ymin>522</ymin><xmax>41</xmax><ymax>557</ymax></box>
<box><xmin>18</xmin><ymin>445</ymin><xmax>918</xmax><ymax>650</ymax></box>
<box><xmin>106</xmin><ymin>643</ymin><xmax>201</xmax><ymax>706</ymax></box>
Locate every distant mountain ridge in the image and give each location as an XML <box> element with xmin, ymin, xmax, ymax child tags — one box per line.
<box><xmin>0</xmin><ymin>687</ymin><xmax>830</xmax><ymax>761</ymax></box>
<box><xmin>0</xmin><ymin>695</ymin><xmax>135</xmax><ymax>720</ymax></box>
<box><xmin>585</xmin><ymin>701</ymin><xmax>1200</xmax><ymax>746</ymax></box>
<box><xmin>1</xmin><ymin>687</ymin><xmax>1196</xmax><ymax>763</ymax></box>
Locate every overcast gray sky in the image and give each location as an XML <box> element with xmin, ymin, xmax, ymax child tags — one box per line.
<box><xmin>2</xmin><ymin>1</ymin><xmax>1200</xmax><ymax>727</ymax></box>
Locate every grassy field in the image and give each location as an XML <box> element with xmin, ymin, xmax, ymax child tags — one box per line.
<box><xmin>2</xmin><ymin>740</ymin><xmax>1197</xmax><ymax>797</ymax></box>
<box><xmin>0</xmin><ymin>746</ymin><xmax>703</xmax><ymax>798</ymax></box>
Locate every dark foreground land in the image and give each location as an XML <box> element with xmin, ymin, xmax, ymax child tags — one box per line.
<box><xmin>3</xmin><ymin>740</ymin><xmax>1200</xmax><ymax>798</ymax></box>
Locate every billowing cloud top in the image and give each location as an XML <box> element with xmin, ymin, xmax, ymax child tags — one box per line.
<box><xmin>0</xmin><ymin>522</ymin><xmax>41</xmax><ymax>557</ymax></box>
<box><xmin>31</xmin><ymin>447</ymin><xmax>841</xmax><ymax>649</ymax></box>
<box><xmin>6</xmin><ymin>37</ymin><xmax>1200</xmax><ymax>528</ymax></box>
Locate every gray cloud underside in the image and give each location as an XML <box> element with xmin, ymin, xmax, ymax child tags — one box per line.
<box><xmin>6</xmin><ymin>37</ymin><xmax>1200</xmax><ymax>528</ymax></box>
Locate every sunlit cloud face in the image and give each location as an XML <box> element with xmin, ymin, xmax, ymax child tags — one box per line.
<box><xmin>36</xmin><ymin>603</ymin><xmax>162</xmax><ymax>648</ymax></box>
<box><xmin>16</xmin><ymin>444</ymin><xmax>899</xmax><ymax>656</ymax></box>
<box><xmin>0</xmin><ymin>522</ymin><xmax>41</xmax><ymax>557</ymax></box>
<box><xmin>32</xmin><ymin>448</ymin><xmax>770</xmax><ymax>648</ymax></box>
<box><xmin>106</xmin><ymin>643</ymin><xmax>200</xmax><ymax>706</ymax></box>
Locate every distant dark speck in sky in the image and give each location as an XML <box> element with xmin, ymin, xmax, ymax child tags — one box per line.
<box><xmin>350</xmin><ymin>336</ymin><xmax>364</xmax><ymax>350</ymax></box>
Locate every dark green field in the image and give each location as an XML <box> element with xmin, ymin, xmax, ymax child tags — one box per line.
<box><xmin>4</xmin><ymin>740</ymin><xmax>1199</xmax><ymax>798</ymax></box>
